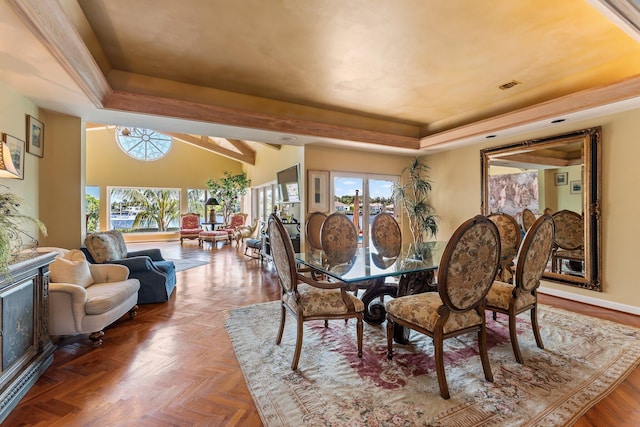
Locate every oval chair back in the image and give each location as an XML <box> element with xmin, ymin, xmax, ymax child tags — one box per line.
<box><xmin>551</xmin><ymin>210</ymin><xmax>583</xmax><ymax>250</ymax></box>
<box><xmin>371</xmin><ymin>213</ymin><xmax>401</xmax><ymax>259</ymax></box>
<box><xmin>320</xmin><ymin>212</ymin><xmax>358</xmax><ymax>268</ymax></box>
<box><xmin>268</xmin><ymin>214</ymin><xmax>298</xmax><ymax>295</ymax></box>
<box><xmin>521</xmin><ymin>208</ymin><xmax>537</xmax><ymax>232</ymax></box>
<box><xmin>438</xmin><ymin>215</ymin><xmax>501</xmax><ymax>312</ymax></box>
<box><xmin>516</xmin><ymin>214</ymin><xmax>555</xmax><ymax>292</ymax></box>
<box><xmin>305</xmin><ymin>212</ymin><xmax>327</xmax><ymax>252</ymax></box>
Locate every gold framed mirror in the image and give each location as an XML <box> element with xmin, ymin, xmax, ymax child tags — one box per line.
<box><xmin>480</xmin><ymin>127</ymin><xmax>601</xmax><ymax>291</ymax></box>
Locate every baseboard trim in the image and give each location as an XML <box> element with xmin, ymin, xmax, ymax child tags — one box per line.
<box><xmin>539</xmin><ymin>286</ymin><xmax>640</xmax><ymax>316</ymax></box>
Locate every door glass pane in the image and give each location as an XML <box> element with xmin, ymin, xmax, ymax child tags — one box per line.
<box><xmin>333</xmin><ymin>175</ymin><xmax>364</xmax><ymax>244</ymax></box>
<box><xmin>367</xmin><ymin>178</ymin><xmax>397</xmax><ymax>244</ymax></box>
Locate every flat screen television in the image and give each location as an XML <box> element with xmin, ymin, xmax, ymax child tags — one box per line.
<box><xmin>277</xmin><ymin>164</ymin><xmax>300</xmax><ymax>203</ymax></box>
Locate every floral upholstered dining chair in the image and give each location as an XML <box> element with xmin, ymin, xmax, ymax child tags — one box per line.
<box><xmin>487</xmin><ymin>213</ymin><xmax>522</xmax><ymax>283</ymax></box>
<box><xmin>385</xmin><ymin>215</ymin><xmax>501</xmax><ymax>399</ymax></box>
<box><xmin>305</xmin><ymin>211</ymin><xmax>327</xmax><ymax>261</ymax></box>
<box><xmin>550</xmin><ymin>209</ymin><xmax>584</xmax><ymax>274</ymax></box>
<box><xmin>268</xmin><ymin>213</ymin><xmax>363</xmax><ymax>370</ymax></box>
<box><xmin>371</xmin><ymin>212</ymin><xmax>402</xmax><ymax>259</ymax></box>
<box><xmin>320</xmin><ymin>212</ymin><xmax>359</xmax><ymax>270</ymax></box>
<box><xmin>486</xmin><ymin>214</ymin><xmax>555</xmax><ymax>363</ymax></box>
<box><xmin>521</xmin><ymin>208</ymin><xmax>537</xmax><ymax>232</ymax></box>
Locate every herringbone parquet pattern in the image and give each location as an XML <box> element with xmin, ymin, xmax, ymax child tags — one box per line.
<box><xmin>4</xmin><ymin>241</ymin><xmax>639</xmax><ymax>426</ymax></box>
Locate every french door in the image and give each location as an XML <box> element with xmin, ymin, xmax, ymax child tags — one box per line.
<box><xmin>331</xmin><ymin>172</ymin><xmax>399</xmax><ymax>247</ymax></box>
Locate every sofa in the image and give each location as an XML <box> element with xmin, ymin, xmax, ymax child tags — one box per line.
<box><xmin>81</xmin><ymin>230</ymin><xmax>177</xmax><ymax>304</ymax></box>
<box><xmin>45</xmin><ymin>248</ymin><xmax>140</xmax><ymax>346</ymax></box>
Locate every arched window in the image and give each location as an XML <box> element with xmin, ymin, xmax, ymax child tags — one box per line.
<box><xmin>116</xmin><ymin>128</ymin><xmax>172</xmax><ymax>161</ymax></box>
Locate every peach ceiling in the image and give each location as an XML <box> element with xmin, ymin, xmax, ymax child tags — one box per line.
<box><xmin>2</xmin><ymin>0</ymin><xmax>640</xmax><ymax>159</ymax></box>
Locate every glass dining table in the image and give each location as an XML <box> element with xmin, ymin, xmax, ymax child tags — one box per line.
<box><xmin>296</xmin><ymin>241</ymin><xmax>447</xmax><ymax>342</ymax></box>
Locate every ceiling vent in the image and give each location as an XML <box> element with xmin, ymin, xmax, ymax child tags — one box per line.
<box><xmin>498</xmin><ymin>80</ymin><xmax>521</xmax><ymax>90</ymax></box>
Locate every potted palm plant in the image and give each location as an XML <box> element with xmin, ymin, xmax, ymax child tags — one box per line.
<box><xmin>393</xmin><ymin>157</ymin><xmax>439</xmax><ymax>257</ymax></box>
<box><xmin>0</xmin><ymin>186</ymin><xmax>47</xmax><ymax>274</ymax></box>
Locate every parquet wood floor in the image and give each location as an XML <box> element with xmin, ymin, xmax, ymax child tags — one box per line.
<box><xmin>4</xmin><ymin>241</ymin><xmax>639</xmax><ymax>426</ymax></box>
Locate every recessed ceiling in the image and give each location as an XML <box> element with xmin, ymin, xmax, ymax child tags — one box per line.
<box><xmin>1</xmin><ymin>0</ymin><xmax>640</xmax><ymax>158</ymax></box>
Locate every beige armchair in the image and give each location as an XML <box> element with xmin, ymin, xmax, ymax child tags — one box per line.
<box><xmin>47</xmin><ymin>249</ymin><xmax>140</xmax><ymax>347</ymax></box>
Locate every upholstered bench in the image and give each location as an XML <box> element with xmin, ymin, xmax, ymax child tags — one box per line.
<box><xmin>244</xmin><ymin>238</ymin><xmax>262</xmax><ymax>260</ymax></box>
<box><xmin>199</xmin><ymin>230</ymin><xmax>230</xmax><ymax>247</ymax></box>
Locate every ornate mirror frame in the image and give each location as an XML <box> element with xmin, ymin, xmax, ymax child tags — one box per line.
<box><xmin>480</xmin><ymin>127</ymin><xmax>601</xmax><ymax>291</ymax></box>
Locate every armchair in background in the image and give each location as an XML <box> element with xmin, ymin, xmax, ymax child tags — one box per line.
<box><xmin>179</xmin><ymin>212</ymin><xmax>203</xmax><ymax>245</ymax></box>
<box><xmin>217</xmin><ymin>213</ymin><xmax>248</xmax><ymax>243</ymax></box>
<box><xmin>81</xmin><ymin>230</ymin><xmax>177</xmax><ymax>304</ymax></box>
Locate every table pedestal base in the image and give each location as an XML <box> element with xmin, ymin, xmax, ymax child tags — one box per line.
<box><xmin>359</xmin><ymin>270</ymin><xmax>437</xmax><ymax>343</ymax></box>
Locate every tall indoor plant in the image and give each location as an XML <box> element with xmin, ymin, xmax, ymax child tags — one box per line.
<box><xmin>0</xmin><ymin>185</ymin><xmax>47</xmax><ymax>274</ymax></box>
<box><xmin>394</xmin><ymin>157</ymin><xmax>438</xmax><ymax>250</ymax></box>
<box><xmin>206</xmin><ymin>171</ymin><xmax>251</xmax><ymax>224</ymax></box>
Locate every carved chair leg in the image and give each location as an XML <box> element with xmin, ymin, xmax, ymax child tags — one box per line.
<box><xmin>291</xmin><ymin>317</ymin><xmax>304</xmax><ymax>370</ymax></box>
<box><xmin>531</xmin><ymin>305</ymin><xmax>545</xmax><ymax>350</ymax></box>
<box><xmin>129</xmin><ymin>305</ymin><xmax>138</xmax><ymax>319</ymax></box>
<box><xmin>386</xmin><ymin>318</ymin><xmax>394</xmax><ymax>360</ymax></box>
<box><xmin>356</xmin><ymin>316</ymin><xmax>363</xmax><ymax>358</ymax></box>
<box><xmin>478</xmin><ymin>326</ymin><xmax>494</xmax><ymax>383</ymax></box>
<box><xmin>89</xmin><ymin>330</ymin><xmax>105</xmax><ymax>347</ymax></box>
<box><xmin>434</xmin><ymin>334</ymin><xmax>450</xmax><ymax>399</ymax></box>
<box><xmin>276</xmin><ymin>304</ymin><xmax>286</xmax><ymax>345</ymax></box>
<box><xmin>509</xmin><ymin>309</ymin><xmax>524</xmax><ymax>364</ymax></box>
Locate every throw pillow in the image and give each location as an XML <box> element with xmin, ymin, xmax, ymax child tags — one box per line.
<box><xmin>84</xmin><ymin>230</ymin><xmax>128</xmax><ymax>263</ymax></box>
<box><xmin>50</xmin><ymin>249</ymin><xmax>94</xmax><ymax>288</ymax></box>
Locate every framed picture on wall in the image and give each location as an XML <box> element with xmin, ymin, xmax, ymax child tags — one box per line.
<box><xmin>3</xmin><ymin>133</ymin><xmax>25</xmax><ymax>179</ymax></box>
<box><xmin>570</xmin><ymin>180</ymin><xmax>582</xmax><ymax>194</ymax></box>
<box><xmin>26</xmin><ymin>115</ymin><xmax>44</xmax><ymax>158</ymax></box>
<box><xmin>308</xmin><ymin>170</ymin><xmax>330</xmax><ymax>212</ymax></box>
<box><xmin>554</xmin><ymin>172</ymin><xmax>568</xmax><ymax>186</ymax></box>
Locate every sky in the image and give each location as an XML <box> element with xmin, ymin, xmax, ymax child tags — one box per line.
<box><xmin>333</xmin><ymin>177</ymin><xmax>395</xmax><ymax>198</ymax></box>
<box><xmin>86</xmin><ymin>186</ymin><xmax>100</xmax><ymax>199</ymax></box>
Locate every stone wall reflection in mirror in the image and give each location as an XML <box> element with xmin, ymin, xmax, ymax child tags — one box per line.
<box><xmin>481</xmin><ymin>127</ymin><xmax>601</xmax><ymax>291</ymax></box>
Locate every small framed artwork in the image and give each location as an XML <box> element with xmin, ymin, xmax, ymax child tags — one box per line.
<box><xmin>3</xmin><ymin>133</ymin><xmax>25</xmax><ymax>179</ymax></box>
<box><xmin>554</xmin><ymin>172</ymin><xmax>568</xmax><ymax>186</ymax></box>
<box><xmin>308</xmin><ymin>170</ymin><xmax>330</xmax><ymax>212</ymax></box>
<box><xmin>570</xmin><ymin>180</ymin><xmax>582</xmax><ymax>194</ymax></box>
<box><xmin>26</xmin><ymin>115</ymin><xmax>44</xmax><ymax>158</ymax></box>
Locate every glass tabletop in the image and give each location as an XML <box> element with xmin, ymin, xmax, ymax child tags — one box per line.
<box><xmin>296</xmin><ymin>241</ymin><xmax>447</xmax><ymax>283</ymax></box>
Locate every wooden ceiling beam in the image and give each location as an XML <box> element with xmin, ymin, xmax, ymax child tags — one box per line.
<box><xmin>163</xmin><ymin>132</ymin><xmax>255</xmax><ymax>165</ymax></box>
<box><xmin>420</xmin><ymin>74</ymin><xmax>640</xmax><ymax>149</ymax></box>
<box><xmin>225</xmin><ymin>139</ymin><xmax>256</xmax><ymax>164</ymax></box>
<box><xmin>104</xmin><ymin>90</ymin><xmax>421</xmax><ymax>150</ymax></box>
<box><xmin>6</xmin><ymin>0</ymin><xmax>112</xmax><ymax>107</ymax></box>
<box><xmin>493</xmin><ymin>153</ymin><xmax>571</xmax><ymax>168</ymax></box>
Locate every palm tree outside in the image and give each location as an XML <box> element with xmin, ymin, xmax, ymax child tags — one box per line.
<box><xmin>110</xmin><ymin>188</ymin><xmax>180</xmax><ymax>232</ymax></box>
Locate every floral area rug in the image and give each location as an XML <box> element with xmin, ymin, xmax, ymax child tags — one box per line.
<box><xmin>225</xmin><ymin>301</ymin><xmax>640</xmax><ymax>426</ymax></box>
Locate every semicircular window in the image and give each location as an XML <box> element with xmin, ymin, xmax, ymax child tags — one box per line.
<box><xmin>116</xmin><ymin>128</ymin><xmax>172</xmax><ymax>161</ymax></box>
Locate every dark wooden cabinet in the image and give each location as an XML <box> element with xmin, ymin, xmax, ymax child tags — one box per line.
<box><xmin>0</xmin><ymin>252</ymin><xmax>56</xmax><ymax>423</ymax></box>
